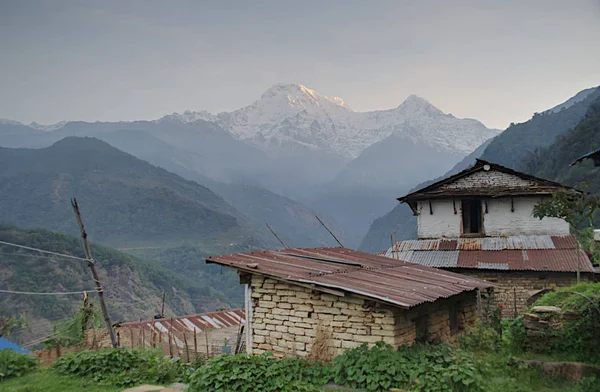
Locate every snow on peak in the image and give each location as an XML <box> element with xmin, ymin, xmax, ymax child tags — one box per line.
<box><xmin>260</xmin><ymin>83</ymin><xmax>351</xmax><ymax>110</ymax></box>
<box><xmin>157</xmin><ymin>110</ymin><xmax>216</xmax><ymax>124</ymax></box>
<box><xmin>28</xmin><ymin>121</ymin><xmax>68</xmax><ymax>131</ymax></box>
<box><xmin>165</xmin><ymin>84</ymin><xmax>500</xmax><ymax>159</ymax></box>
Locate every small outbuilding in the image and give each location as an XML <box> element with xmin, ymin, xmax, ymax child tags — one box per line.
<box><xmin>207</xmin><ymin>247</ymin><xmax>491</xmax><ymax>359</ymax></box>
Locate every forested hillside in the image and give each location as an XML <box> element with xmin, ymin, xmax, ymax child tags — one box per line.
<box><xmin>480</xmin><ymin>87</ymin><xmax>599</xmax><ymax>168</ymax></box>
<box><xmin>0</xmin><ymin>137</ymin><xmax>261</xmax><ymax>251</ymax></box>
<box><xmin>0</xmin><ymin>225</ymin><xmax>240</xmax><ymax>345</ymax></box>
<box><xmin>524</xmin><ymin>95</ymin><xmax>600</xmax><ymax>194</ymax></box>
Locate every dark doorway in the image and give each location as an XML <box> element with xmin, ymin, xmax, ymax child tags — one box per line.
<box><xmin>414</xmin><ymin>315</ymin><xmax>429</xmax><ymax>343</ymax></box>
<box><xmin>462</xmin><ymin>199</ymin><xmax>482</xmax><ymax>235</ymax></box>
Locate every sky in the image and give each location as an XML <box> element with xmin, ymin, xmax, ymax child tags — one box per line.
<box><xmin>1</xmin><ymin>0</ymin><xmax>599</xmax><ymax>129</ymax></box>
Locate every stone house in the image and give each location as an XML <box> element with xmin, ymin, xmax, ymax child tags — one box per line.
<box><xmin>206</xmin><ymin>247</ymin><xmax>491</xmax><ymax>358</ymax></box>
<box><xmin>384</xmin><ymin>159</ymin><xmax>595</xmax><ymax>316</ymax></box>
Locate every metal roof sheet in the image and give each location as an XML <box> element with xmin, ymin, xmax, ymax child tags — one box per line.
<box><xmin>207</xmin><ymin>248</ymin><xmax>491</xmax><ymax>309</ymax></box>
<box><xmin>120</xmin><ymin>309</ymin><xmax>245</xmax><ymax>333</ymax></box>
<box><xmin>384</xmin><ymin>235</ymin><xmax>594</xmax><ymax>273</ymax></box>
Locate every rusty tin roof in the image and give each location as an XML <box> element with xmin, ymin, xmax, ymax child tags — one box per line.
<box><xmin>120</xmin><ymin>308</ymin><xmax>245</xmax><ymax>333</ymax></box>
<box><xmin>206</xmin><ymin>248</ymin><xmax>491</xmax><ymax>309</ymax></box>
<box><xmin>384</xmin><ymin>235</ymin><xmax>594</xmax><ymax>273</ymax></box>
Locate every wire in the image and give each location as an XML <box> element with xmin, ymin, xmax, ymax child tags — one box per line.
<box><xmin>0</xmin><ymin>252</ymin><xmax>55</xmax><ymax>260</ymax></box>
<box><xmin>0</xmin><ymin>289</ymin><xmax>100</xmax><ymax>296</ymax></box>
<box><xmin>0</xmin><ymin>240</ymin><xmax>90</xmax><ymax>263</ymax></box>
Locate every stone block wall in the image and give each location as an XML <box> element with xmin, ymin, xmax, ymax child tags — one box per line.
<box><xmin>249</xmin><ymin>275</ymin><xmax>478</xmax><ymax>358</ymax></box>
<box><xmin>457</xmin><ymin>270</ymin><xmax>593</xmax><ymax>317</ymax></box>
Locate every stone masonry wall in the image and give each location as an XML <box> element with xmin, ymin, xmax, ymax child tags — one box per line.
<box><xmin>250</xmin><ymin>275</ymin><xmax>478</xmax><ymax>358</ymax></box>
<box><xmin>456</xmin><ymin>270</ymin><xmax>593</xmax><ymax>317</ymax></box>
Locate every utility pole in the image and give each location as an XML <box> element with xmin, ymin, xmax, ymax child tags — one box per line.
<box><xmin>315</xmin><ymin>215</ymin><xmax>344</xmax><ymax>248</ymax></box>
<box><xmin>71</xmin><ymin>198</ymin><xmax>117</xmax><ymax>348</ymax></box>
<box><xmin>161</xmin><ymin>291</ymin><xmax>166</xmax><ymax>319</ymax></box>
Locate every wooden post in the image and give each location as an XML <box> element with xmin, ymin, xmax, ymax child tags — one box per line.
<box><xmin>142</xmin><ymin>328</ymin><xmax>146</xmax><ymax>348</ymax></box>
<box><xmin>130</xmin><ymin>329</ymin><xmax>134</xmax><ymax>349</ymax></box>
<box><xmin>71</xmin><ymin>198</ymin><xmax>117</xmax><ymax>348</ymax></box>
<box><xmin>193</xmin><ymin>332</ymin><xmax>198</xmax><ymax>358</ymax></box>
<box><xmin>117</xmin><ymin>332</ymin><xmax>120</xmax><ymax>347</ymax></box>
<box><xmin>204</xmin><ymin>330</ymin><xmax>209</xmax><ymax>358</ymax></box>
<box><xmin>183</xmin><ymin>333</ymin><xmax>190</xmax><ymax>362</ymax></box>
<box><xmin>513</xmin><ymin>287</ymin><xmax>518</xmax><ymax>318</ymax></box>
<box><xmin>168</xmin><ymin>318</ymin><xmax>174</xmax><ymax>358</ymax></box>
<box><xmin>315</xmin><ymin>215</ymin><xmax>344</xmax><ymax>247</ymax></box>
<box><xmin>161</xmin><ymin>291</ymin><xmax>166</xmax><ymax>318</ymax></box>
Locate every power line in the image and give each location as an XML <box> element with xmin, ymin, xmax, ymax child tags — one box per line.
<box><xmin>0</xmin><ymin>289</ymin><xmax>99</xmax><ymax>296</ymax></box>
<box><xmin>0</xmin><ymin>240</ymin><xmax>89</xmax><ymax>263</ymax></box>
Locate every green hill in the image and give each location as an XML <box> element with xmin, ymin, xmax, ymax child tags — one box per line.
<box><xmin>0</xmin><ymin>137</ymin><xmax>259</xmax><ymax>251</ymax></box>
<box><xmin>0</xmin><ymin>224</ymin><xmax>240</xmax><ymax>346</ymax></box>
<box><xmin>524</xmin><ymin>95</ymin><xmax>600</xmax><ymax>194</ymax></box>
<box><xmin>481</xmin><ymin>87</ymin><xmax>599</xmax><ymax>169</ymax></box>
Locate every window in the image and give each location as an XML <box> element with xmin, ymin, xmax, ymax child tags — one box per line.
<box><xmin>461</xmin><ymin>199</ymin><xmax>482</xmax><ymax>235</ymax></box>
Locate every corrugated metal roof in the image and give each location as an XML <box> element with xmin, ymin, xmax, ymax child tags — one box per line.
<box><xmin>207</xmin><ymin>248</ymin><xmax>491</xmax><ymax>309</ymax></box>
<box><xmin>120</xmin><ymin>309</ymin><xmax>245</xmax><ymax>333</ymax></box>
<box><xmin>384</xmin><ymin>235</ymin><xmax>594</xmax><ymax>273</ymax></box>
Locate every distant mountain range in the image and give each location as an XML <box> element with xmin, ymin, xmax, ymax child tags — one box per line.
<box><xmin>0</xmin><ymin>84</ymin><xmax>499</xmax><ymax>247</ymax></box>
<box><xmin>360</xmin><ymin>85</ymin><xmax>600</xmax><ymax>253</ymax></box>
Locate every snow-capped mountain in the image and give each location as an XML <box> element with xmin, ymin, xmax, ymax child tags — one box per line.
<box><xmin>162</xmin><ymin>83</ymin><xmax>500</xmax><ymax>159</ymax></box>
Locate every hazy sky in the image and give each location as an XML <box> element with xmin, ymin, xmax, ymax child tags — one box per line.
<box><xmin>1</xmin><ymin>0</ymin><xmax>599</xmax><ymax>129</ymax></box>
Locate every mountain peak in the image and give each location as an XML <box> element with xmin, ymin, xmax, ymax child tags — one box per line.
<box><xmin>260</xmin><ymin>83</ymin><xmax>350</xmax><ymax>110</ymax></box>
<box><xmin>397</xmin><ymin>94</ymin><xmax>443</xmax><ymax>114</ymax></box>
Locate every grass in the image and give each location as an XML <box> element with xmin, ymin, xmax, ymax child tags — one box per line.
<box><xmin>479</xmin><ymin>352</ymin><xmax>581</xmax><ymax>392</ymax></box>
<box><xmin>0</xmin><ymin>370</ymin><xmax>122</xmax><ymax>392</ymax></box>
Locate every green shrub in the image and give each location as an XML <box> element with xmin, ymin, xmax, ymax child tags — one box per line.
<box><xmin>503</xmin><ymin>316</ymin><xmax>526</xmax><ymax>353</ymax></box>
<box><xmin>577</xmin><ymin>376</ymin><xmax>600</xmax><ymax>392</ymax></box>
<box><xmin>188</xmin><ymin>353</ymin><xmax>329</xmax><ymax>392</ymax></box>
<box><xmin>459</xmin><ymin>320</ymin><xmax>502</xmax><ymax>352</ymax></box>
<box><xmin>0</xmin><ymin>349</ymin><xmax>38</xmax><ymax>380</ymax></box>
<box><xmin>331</xmin><ymin>342</ymin><xmax>483</xmax><ymax>392</ymax></box>
<box><xmin>531</xmin><ymin>284</ymin><xmax>600</xmax><ymax>363</ymax></box>
<box><xmin>53</xmin><ymin>348</ymin><xmax>192</xmax><ymax>387</ymax></box>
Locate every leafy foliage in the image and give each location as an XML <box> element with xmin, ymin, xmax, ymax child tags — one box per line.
<box><xmin>459</xmin><ymin>320</ymin><xmax>502</xmax><ymax>353</ymax></box>
<box><xmin>188</xmin><ymin>353</ymin><xmax>328</xmax><ymax>392</ymax></box>
<box><xmin>531</xmin><ymin>283</ymin><xmax>600</xmax><ymax>364</ymax></box>
<box><xmin>0</xmin><ymin>313</ymin><xmax>26</xmax><ymax>338</ymax></box>
<box><xmin>0</xmin><ymin>350</ymin><xmax>38</xmax><ymax>380</ymax></box>
<box><xmin>331</xmin><ymin>342</ymin><xmax>483</xmax><ymax>392</ymax></box>
<box><xmin>53</xmin><ymin>348</ymin><xmax>192</xmax><ymax>387</ymax></box>
<box><xmin>44</xmin><ymin>300</ymin><xmax>101</xmax><ymax>348</ymax></box>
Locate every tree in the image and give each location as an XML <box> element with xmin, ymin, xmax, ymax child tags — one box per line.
<box><xmin>533</xmin><ymin>189</ymin><xmax>600</xmax><ymax>260</ymax></box>
<box><xmin>0</xmin><ymin>313</ymin><xmax>26</xmax><ymax>338</ymax></box>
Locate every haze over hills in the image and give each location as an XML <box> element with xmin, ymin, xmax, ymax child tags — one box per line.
<box><xmin>0</xmin><ymin>83</ymin><xmax>499</xmax><ymax>247</ymax></box>
<box><xmin>0</xmin><ymin>137</ymin><xmax>262</xmax><ymax>251</ymax></box>
<box><xmin>360</xmin><ymin>86</ymin><xmax>600</xmax><ymax>253</ymax></box>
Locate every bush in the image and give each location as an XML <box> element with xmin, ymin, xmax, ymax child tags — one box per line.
<box><xmin>577</xmin><ymin>376</ymin><xmax>600</xmax><ymax>392</ymax></box>
<box><xmin>188</xmin><ymin>353</ymin><xmax>329</xmax><ymax>392</ymax></box>
<box><xmin>532</xmin><ymin>284</ymin><xmax>600</xmax><ymax>363</ymax></box>
<box><xmin>459</xmin><ymin>320</ymin><xmax>502</xmax><ymax>352</ymax></box>
<box><xmin>53</xmin><ymin>348</ymin><xmax>192</xmax><ymax>387</ymax></box>
<box><xmin>503</xmin><ymin>316</ymin><xmax>526</xmax><ymax>353</ymax></box>
<box><xmin>331</xmin><ymin>342</ymin><xmax>483</xmax><ymax>392</ymax></box>
<box><xmin>0</xmin><ymin>349</ymin><xmax>38</xmax><ymax>380</ymax></box>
